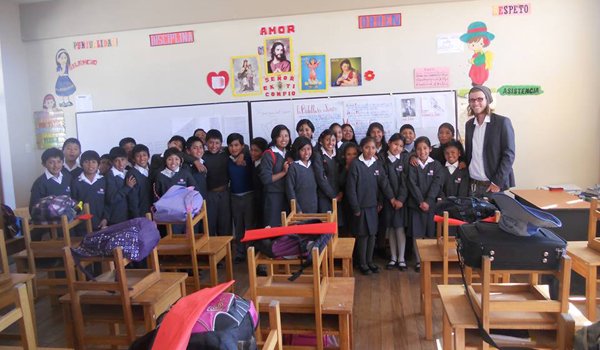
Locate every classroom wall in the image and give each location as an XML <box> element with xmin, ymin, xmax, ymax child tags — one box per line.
<box><xmin>0</xmin><ymin>1</ymin><xmax>33</xmax><ymax>208</ymax></box>
<box><xmin>4</xmin><ymin>0</ymin><xmax>600</xmax><ymax>206</ymax></box>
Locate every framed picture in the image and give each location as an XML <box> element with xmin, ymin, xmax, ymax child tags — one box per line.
<box><xmin>299</xmin><ymin>53</ymin><xmax>327</xmax><ymax>92</ymax></box>
<box><xmin>264</xmin><ymin>37</ymin><xmax>293</xmax><ymax>75</ymax></box>
<box><xmin>231</xmin><ymin>55</ymin><xmax>261</xmax><ymax>96</ymax></box>
<box><xmin>330</xmin><ymin>57</ymin><xmax>362</xmax><ymax>87</ymax></box>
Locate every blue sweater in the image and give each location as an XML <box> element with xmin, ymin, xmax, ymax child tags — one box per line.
<box><xmin>228</xmin><ymin>153</ymin><xmax>253</xmax><ymax>195</ymax></box>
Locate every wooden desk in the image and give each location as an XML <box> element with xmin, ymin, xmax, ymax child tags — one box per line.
<box><xmin>567</xmin><ymin>241</ymin><xmax>600</xmax><ymax>322</ymax></box>
<box><xmin>511</xmin><ymin>189</ymin><xmax>591</xmax><ymax>241</ymax></box>
<box><xmin>438</xmin><ymin>284</ymin><xmax>590</xmax><ymax>350</ymax></box>
<box><xmin>416</xmin><ymin>239</ymin><xmax>459</xmax><ymax>340</ymax></box>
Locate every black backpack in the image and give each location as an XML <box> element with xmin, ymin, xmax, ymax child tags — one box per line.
<box><xmin>435</xmin><ymin>196</ymin><xmax>497</xmax><ymax>223</ymax></box>
<box><xmin>1</xmin><ymin>204</ymin><xmax>20</xmax><ymax>239</ymax></box>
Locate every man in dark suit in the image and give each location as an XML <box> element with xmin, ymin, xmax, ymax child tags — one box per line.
<box><xmin>464</xmin><ymin>85</ymin><xmax>515</xmax><ymax>197</ymax></box>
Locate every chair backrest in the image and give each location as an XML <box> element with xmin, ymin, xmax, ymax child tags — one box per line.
<box><xmin>64</xmin><ymin>245</ymin><xmax>140</xmax><ymax>348</ymax></box>
<box><xmin>587</xmin><ymin>198</ymin><xmax>600</xmax><ymax>251</ymax></box>
<box><xmin>0</xmin><ymin>230</ymin><xmax>10</xmax><ymax>286</ymax></box>
<box><xmin>0</xmin><ymin>283</ymin><xmax>37</xmax><ymax>348</ymax></box>
<box><xmin>262</xmin><ymin>300</ymin><xmax>283</xmax><ymax>350</ymax></box>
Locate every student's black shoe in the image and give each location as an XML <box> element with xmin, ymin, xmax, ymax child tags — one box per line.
<box><xmin>256</xmin><ymin>265</ymin><xmax>268</xmax><ymax>277</ymax></box>
<box><xmin>368</xmin><ymin>264</ymin><xmax>380</xmax><ymax>273</ymax></box>
<box><xmin>415</xmin><ymin>263</ymin><xmax>421</xmax><ymax>272</ymax></box>
<box><xmin>359</xmin><ymin>266</ymin><xmax>372</xmax><ymax>275</ymax></box>
<box><xmin>397</xmin><ymin>261</ymin><xmax>407</xmax><ymax>271</ymax></box>
<box><xmin>386</xmin><ymin>260</ymin><xmax>397</xmax><ymax>270</ymax></box>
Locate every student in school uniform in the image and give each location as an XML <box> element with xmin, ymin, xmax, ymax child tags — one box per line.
<box><xmin>329</xmin><ymin>123</ymin><xmax>344</xmax><ymax>150</ymax></box>
<box><xmin>62</xmin><ymin>138</ymin><xmax>83</xmax><ymax>178</ymax></box>
<box><xmin>367</xmin><ymin>122</ymin><xmax>387</xmax><ymax>155</ymax></box>
<box><xmin>382</xmin><ymin>134</ymin><xmax>409</xmax><ymax>270</ymax></box>
<box><xmin>193</xmin><ymin>128</ymin><xmax>207</xmax><ymax>146</ymax></box>
<box><xmin>313</xmin><ymin>129</ymin><xmax>342</xmax><ymax>214</ymax></box>
<box><xmin>258</xmin><ymin>125</ymin><xmax>291</xmax><ymax>227</ymax></box>
<box><xmin>286</xmin><ymin>136</ymin><xmax>318</xmax><ymax>214</ymax></box>
<box><xmin>338</xmin><ymin>142</ymin><xmax>359</xmax><ymax>237</ymax></box>
<box><xmin>400</xmin><ymin>124</ymin><xmax>416</xmax><ymax>154</ymax></box>
<box><xmin>71</xmin><ymin>150</ymin><xmax>108</xmax><ymax>231</ymax></box>
<box><xmin>441</xmin><ymin>140</ymin><xmax>470</xmax><ymax>198</ymax></box>
<box><xmin>105</xmin><ymin>147</ymin><xmax>136</xmax><ymax>225</ymax></box>
<box><xmin>119</xmin><ymin>137</ymin><xmax>137</xmax><ymax>166</ymax></box>
<box><xmin>127</xmin><ymin>144</ymin><xmax>153</xmax><ymax>218</ymax></box>
<box><xmin>407</xmin><ymin>136</ymin><xmax>444</xmax><ymax>272</ymax></box>
<box><xmin>431</xmin><ymin>123</ymin><xmax>466</xmax><ymax>165</ymax></box>
<box><xmin>202</xmin><ymin>129</ymin><xmax>232</xmax><ymax>236</ymax></box>
<box><xmin>227</xmin><ymin>133</ymin><xmax>255</xmax><ymax>262</ymax></box>
<box><xmin>99</xmin><ymin>154</ymin><xmax>111</xmax><ymax>176</ymax></box>
<box><xmin>296</xmin><ymin>119</ymin><xmax>317</xmax><ymax>147</ymax></box>
<box><xmin>29</xmin><ymin>147</ymin><xmax>73</xmax><ymax>214</ymax></box>
<box><xmin>250</xmin><ymin>137</ymin><xmax>268</xmax><ymax>228</ymax></box>
<box><xmin>184</xmin><ymin>136</ymin><xmax>208</xmax><ymax>198</ymax></box>
<box><xmin>150</xmin><ymin>135</ymin><xmax>200</xmax><ymax>181</ymax></box>
<box><xmin>153</xmin><ymin>147</ymin><xmax>198</xmax><ymax>199</ymax></box>
<box><xmin>341</xmin><ymin>123</ymin><xmax>357</xmax><ymax>144</ymax></box>
<box><xmin>346</xmin><ymin>137</ymin><xmax>399</xmax><ymax>275</ymax></box>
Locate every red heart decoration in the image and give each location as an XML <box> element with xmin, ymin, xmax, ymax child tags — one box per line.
<box><xmin>206</xmin><ymin>71</ymin><xmax>229</xmax><ymax>95</ymax></box>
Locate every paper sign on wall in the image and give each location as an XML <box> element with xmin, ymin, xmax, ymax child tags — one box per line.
<box><xmin>149</xmin><ymin>31</ymin><xmax>194</xmax><ymax>47</ymax></box>
<box><xmin>493</xmin><ymin>4</ymin><xmax>531</xmax><ymax>16</ymax></box>
<box><xmin>436</xmin><ymin>33</ymin><xmax>464</xmax><ymax>54</ymax></box>
<box><xmin>414</xmin><ymin>67</ymin><xmax>450</xmax><ymax>89</ymax></box>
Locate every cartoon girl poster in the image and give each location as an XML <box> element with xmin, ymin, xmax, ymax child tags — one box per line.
<box><xmin>42</xmin><ymin>94</ymin><xmax>61</xmax><ymax>113</ymax></box>
<box><xmin>54</xmin><ymin>48</ymin><xmax>76</xmax><ymax>107</ymax></box>
<box><xmin>460</xmin><ymin>22</ymin><xmax>495</xmax><ymax>86</ymax></box>
<box><xmin>300</xmin><ymin>54</ymin><xmax>326</xmax><ymax>92</ymax></box>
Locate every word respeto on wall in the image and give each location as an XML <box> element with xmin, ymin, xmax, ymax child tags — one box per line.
<box><xmin>492</xmin><ymin>3</ymin><xmax>531</xmax><ymax>16</ymax></box>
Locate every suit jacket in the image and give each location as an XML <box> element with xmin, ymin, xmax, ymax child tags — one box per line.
<box><xmin>464</xmin><ymin>113</ymin><xmax>516</xmax><ymax>190</ymax></box>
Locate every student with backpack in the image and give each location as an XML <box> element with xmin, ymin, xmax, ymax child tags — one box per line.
<box><xmin>71</xmin><ymin>150</ymin><xmax>108</xmax><ymax>231</ymax></box>
<box><xmin>127</xmin><ymin>144</ymin><xmax>153</xmax><ymax>218</ymax></box>
<box><xmin>30</xmin><ymin>147</ymin><xmax>72</xmax><ymax>214</ymax></box>
<box><xmin>153</xmin><ymin>147</ymin><xmax>197</xmax><ymax>199</ymax></box>
<box><xmin>258</xmin><ymin>125</ymin><xmax>291</xmax><ymax>227</ymax></box>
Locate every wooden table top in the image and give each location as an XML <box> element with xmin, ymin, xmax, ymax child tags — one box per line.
<box><xmin>567</xmin><ymin>241</ymin><xmax>600</xmax><ymax>266</ymax></box>
<box><xmin>511</xmin><ymin>189</ymin><xmax>590</xmax><ymax>210</ymax></box>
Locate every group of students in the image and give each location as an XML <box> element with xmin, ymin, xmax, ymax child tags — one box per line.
<box><xmin>29</xmin><ymin>118</ymin><xmax>471</xmax><ymax>275</ymax></box>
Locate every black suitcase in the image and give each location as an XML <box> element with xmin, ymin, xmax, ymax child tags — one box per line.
<box><xmin>457</xmin><ymin>222</ymin><xmax>566</xmax><ymax>270</ymax></box>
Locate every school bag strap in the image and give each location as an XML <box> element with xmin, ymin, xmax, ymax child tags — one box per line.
<box><xmin>241</xmin><ymin>222</ymin><xmax>337</xmax><ymax>242</ymax></box>
<box><xmin>262</xmin><ymin>148</ymin><xmax>276</xmax><ymax>164</ymax></box>
<box><xmin>152</xmin><ymin>280</ymin><xmax>235</xmax><ymax>350</ymax></box>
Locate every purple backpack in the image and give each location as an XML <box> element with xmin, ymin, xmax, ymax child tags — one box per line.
<box><xmin>31</xmin><ymin>195</ymin><xmax>77</xmax><ymax>223</ymax></box>
<box><xmin>153</xmin><ymin>185</ymin><xmax>203</xmax><ymax>222</ymax></box>
<box><xmin>71</xmin><ymin>217</ymin><xmax>160</xmax><ymax>262</ymax></box>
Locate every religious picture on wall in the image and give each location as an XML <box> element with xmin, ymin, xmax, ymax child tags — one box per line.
<box><xmin>264</xmin><ymin>37</ymin><xmax>292</xmax><ymax>74</ymax></box>
<box><xmin>460</xmin><ymin>21</ymin><xmax>495</xmax><ymax>86</ymax></box>
<box><xmin>231</xmin><ymin>56</ymin><xmax>261</xmax><ymax>97</ymax></box>
<box><xmin>401</xmin><ymin>98</ymin><xmax>416</xmax><ymax>117</ymax></box>
<box><xmin>331</xmin><ymin>57</ymin><xmax>362</xmax><ymax>87</ymax></box>
<box><xmin>54</xmin><ymin>48</ymin><xmax>76</xmax><ymax>107</ymax></box>
<box><xmin>300</xmin><ymin>54</ymin><xmax>326</xmax><ymax>92</ymax></box>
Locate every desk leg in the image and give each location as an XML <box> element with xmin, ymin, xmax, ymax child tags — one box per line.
<box><xmin>209</xmin><ymin>255</ymin><xmax>218</xmax><ymax>287</ymax></box>
<box><xmin>225</xmin><ymin>243</ymin><xmax>234</xmax><ymax>292</ymax></box>
<box><xmin>454</xmin><ymin>328</ymin><xmax>465</xmax><ymax>350</ymax></box>
<box><xmin>339</xmin><ymin>314</ymin><xmax>350</xmax><ymax>350</ymax></box>
<box><xmin>443</xmin><ymin>311</ymin><xmax>451</xmax><ymax>350</ymax></box>
<box><xmin>24</xmin><ymin>280</ymin><xmax>36</xmax><ymax>342</ymax></box>
<box><xmin>424</xmin><ymin>261</ymin><xmax>433</xmax><ymax>340</ymax></box>
<box><xmin>143</xmin><ymin>306</ymin><xmax>154</xmax><ymax>331</ymax></box>
<box><xmin>586</xmin><ymin>264</ymin><xmax>597</xmax><ymax>322</ymax></box>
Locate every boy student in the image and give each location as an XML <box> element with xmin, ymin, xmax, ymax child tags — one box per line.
<box><xmin>400</xmin><ymin>124</ymin><xmax>416</xmax><ymax>153</ymax></box>
<box><xmin>99</xmin><ymin>154</ymin><xmax>111</xmax><ymax>176</ymax></box>
<box><xmin>118</xmin><ymin>137</ymin><xmax>137</xmax><ymax>166</ymax></box>
<box><xmin>71</xmin><ymin>150</ymin><xmax>108</xmax><ymax>230</ymax></box>
<box><xmin>184</xmin><ymin>136</ymin><xmax>208</xmax><ymax>198</ymax></box>
<box><xmin>203</xmin><ymin>129</ymin><xmax>232</xmax><ymax>236</ymax></box>
<box><xmin>105</xmin><ymin>146</ymin><xmax>136</xmax><ymax>225</ymax></box>
<box><xmin>227</xmin><ymin>133</ymin><xmax>255</xmax><ymax>262</ymax></box>
<box><xmin>250</xmin><ymin>137</ymin><xmax>268</xmax><ymax>228</ymax></box>
<box><xmin>127</xmin><ymin>144</ymin><xmax>153</xmax><ymax>218</ymax></box>
<box><xmin>62</xmin><ymin>138</ymin><xmax>83</xmax><ymax>178</ymax></box>
<box><xmin>29</xmin><ymin>147</ymin><xmax>72</xmax><ymax>214</ymax></box>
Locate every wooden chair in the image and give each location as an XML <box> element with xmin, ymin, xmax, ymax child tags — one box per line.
<box><xmin>0</xmin><ymin>283</ymin><xmax>38</xmax><ymax>350</ymax></box>
<box><xmin>463</xmin><ymin>255</ymin><xmax>572</xmax><ymax>350</ymax></box>
<box><xmin>62</xmin><ymin>245</ymin><xmax>186</xmax><ymax>349</ymax></box>
<box><xmin>247</xmin><ymin>246</ymin><xmax>354</xmax><ymax>350</ymax></box>
<box><xmin>261</xmin><ymin>300</ymin><xmax>283</xmax><ymax>350</ymax></box>
<box><xmin>148</xmin><ymin>201</ymin><xmax>209</xmax><ymax>291</ymax></box>
<box><xmin>586</xmin><ymin>198</ymin><xmax>600</xmax><ymax>251</ymax></box>
<box><xmin>282</xmin><ymin>199</ymin><xmax>354</xmax><ymax>277</ymax></box>
<box><xmin>12</xmin><ymin>205</ymin><xmax>92</xmax><ymax>300</ymax></box>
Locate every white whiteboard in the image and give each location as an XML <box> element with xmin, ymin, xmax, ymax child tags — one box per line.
<box><xmin>76</xmin><ymin>102</ymin><xmax>250</xmax><ymax>156</ymax></box>
<box><xmin>249</xmin><ymin>91</ymin><xmax>456</xmax><ymax>145</ymax></box>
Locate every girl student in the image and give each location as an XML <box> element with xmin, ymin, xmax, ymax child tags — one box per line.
<box><xmin>338</xmin><ymin>142</ymin><xmax>360</xmax><ymax>237</ymax></box>
<box><xmin>407</xmin><ymin>136</ymin><xmax>444</xmax><ymax>272</ymax></box>
<box><xmin>285</xmin><ymin>137</ymin><xmax>318</xmax><ymax>214</ymax></box>
<box><xmin>153</xmin><ymin>147</ymin><xmax>197</xmax><ymax>199</ymax></box>
<box><xmin>295</xmin><ymin>119</ymin><xmax>316</xmax><ymax>147</ymax></box>
<box><xmin>313</xmin><ymin>129</ymin><xmax>343</xmax><ymax>214</ymax></box>
<box><xmin>329</xmin><ymin>123</ymin><xmax>344</xmax><ymax>149</ymax></box>
<box><xmin>400</xmin><ymin>124</ymin><xmax>416</xmax><ymax>153</ymax></box>
<box><xmin>258</xmin><ymin>124</ymin><xmax>292</xmax><ymax>227</ymax></box>
<box><xmin>430</xmin><ymin>122</ymin><xmax>466</xmax><ymax>166</ymax></box>
<box><xmin>382</xmin><ymin>134</ymin><xmax>409</xmax><ymax>270</ymax></box>
<box><xmin>341</xmin><ymin>123</ymin><xmax>357</xmax><ymax>144</ymax></box>
<box><xmin>346</xmin><ymin>137</ymin><xmax>400</xmax><ymax>275</ymax></box>
<box><xmin>366</xmin><ymin>122</ymin><xmax>387</xmax><ymax>156</ymax></box>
